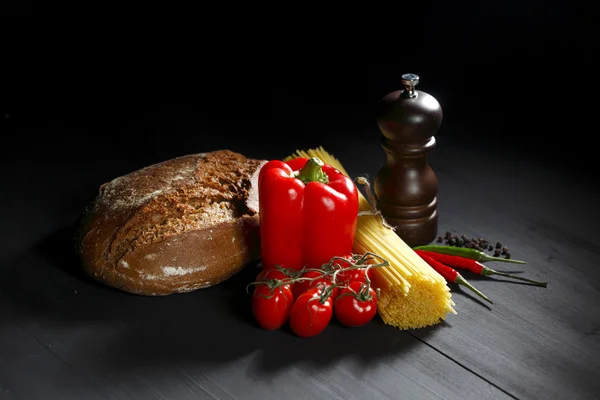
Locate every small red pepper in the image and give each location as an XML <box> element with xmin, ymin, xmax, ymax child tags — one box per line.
<box><xmin>417</xmin><ymin>251</ymin><xmax>493</xmax><ymax>304</ymax></box>
<box><xmin>258</xmin><ymin>157</ymin><xmax>359</xmax><ymax>271</ymax></box>
<box><xmin>415</xmin><ymin>250</ymin><xmax>547</xmax><ymax>287</ymax></box>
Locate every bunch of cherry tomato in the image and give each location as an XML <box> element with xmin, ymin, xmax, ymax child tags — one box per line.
<box><xmin>249</xmin><ymin>253</ymin><xmax>386</xmax><ymax>338</ymax></box>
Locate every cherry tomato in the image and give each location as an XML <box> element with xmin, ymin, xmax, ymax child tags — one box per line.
<box><xmin>337</xmin><ymin>267</ymin><xmax>371</xmax><ymax>285</ymax></box>
<box><xmin>257</xmin><ymin>268</ymin><xmax>294</xmax><ymax>293</ymax></box>
<box><xmin>289</xmin><ymin>287</ymin><xmax>333</xmax><ymax>338</ymax></box>
<box><xmin>257</xmin><ymin>268</ymin><xmax>290</xmax><ymax>283</ymax></box>
<box><xmin>334</xmin><ymin>281</ymin><xmax>378</xmax><ymax>327</ymax></box>
<box><xmin>331</xmin><ymin>255</ymin><xmax>353</xmax><ymax>270</ymax></box>
<box><xmin>292</xmin><ymin>270</ymin><xmax>339</xmax><ymax>302</ymax></box>
<box><xmin>252</xmin><ymin>283</ymin><xmax>294</xmax><ymax>330</ymax></box>
<box><xmin>331</xmin><ymin>255</ymin><xmax>373</xmax><ymax>286</ymax></box>
<box><xmin>292</xmin><ymin>270</ymin><xmax>322</xmax><ymax>297</ymax></box>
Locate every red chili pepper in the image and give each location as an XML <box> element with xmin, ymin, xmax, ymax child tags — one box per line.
<box><xmin>414</xmin><ymin>250</ymin><xmax>547</xmax><ymax>287</ymax></box>
<box><xmin>258</xmin><ymin>157</ymin><xmax>359</xmax><ymax>271</ymax></box>
<box><xmin>417</xmin><ymin>252</ymin><xmax>493</xmax><ymax>304</ymax></box>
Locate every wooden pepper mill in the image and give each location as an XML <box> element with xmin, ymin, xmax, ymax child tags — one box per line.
<box><xmin>374</xmin><ymin>73</ymin><xmax>443</xmax><ymax>246</ymax></box>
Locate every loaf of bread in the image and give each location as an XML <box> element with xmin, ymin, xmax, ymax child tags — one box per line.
<box><xmin>76</xmin><ymin>150</ymin><xmax>266</xmax><ymax>296</ymax></box>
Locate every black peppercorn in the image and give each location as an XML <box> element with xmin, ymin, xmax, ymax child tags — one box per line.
<box><xmin>436</xmin><ymin>232</ymin><xmax>519</xmax><ymax>260</ymax></box>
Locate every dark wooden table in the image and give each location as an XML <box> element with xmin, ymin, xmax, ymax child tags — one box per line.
<box><xmin>2</xmin><ymin>22</ymin><xmax>597</xmax><ymax>398</ymax></box>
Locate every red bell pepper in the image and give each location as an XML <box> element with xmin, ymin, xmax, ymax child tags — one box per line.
<box><xmin>258</xmin><ymin>157</ymin><xmax>359</xmax><ymax>271</ymax></box>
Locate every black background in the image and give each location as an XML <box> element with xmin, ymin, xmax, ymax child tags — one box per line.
<box><xmin>4</xmin><ymin>1</ymin><xmax>595</xmax><ymax>174</ymax></box>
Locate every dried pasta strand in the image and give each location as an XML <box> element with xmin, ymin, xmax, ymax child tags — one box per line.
<box><xmin>286</xmin><ymin>146</ymin><xmax>456</xmax><ymax>329</ymax></box>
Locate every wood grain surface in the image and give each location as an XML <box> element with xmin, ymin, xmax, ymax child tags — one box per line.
<box><xmin>2</xmin><ymin>129</ymin><xmax>599</xmax><ymax>399</ymax></box>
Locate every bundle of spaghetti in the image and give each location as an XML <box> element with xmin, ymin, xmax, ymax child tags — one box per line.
<box><xmin>286</xmin><ymin>146</ymin><xmax>456</xmax><ymax>329</ymax></box>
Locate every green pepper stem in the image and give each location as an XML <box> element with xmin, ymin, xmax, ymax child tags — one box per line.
<box><xmin>454</xmin><ymin>274</ymin><xmax>493</xmax><ymax>304</ymax></box>
<box><xmin>481</xmin><ymin>267</ymin><xmax>547</xmax><ymax>287</ymax></box>
<box><xmin>296</xmin><ymin>157</ymin><xmax>329</xmax><ymax>184</ymax></box>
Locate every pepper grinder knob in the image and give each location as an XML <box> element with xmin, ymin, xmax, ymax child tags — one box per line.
<box><xmin>401</xmin><ymin>73</ymin><xmax>419</xmax><ymax>97</ymax></box>
<box><xmin>374</xmin><ymin>73</ymin><xmax>443</xmax><ymax>246</ymax></box>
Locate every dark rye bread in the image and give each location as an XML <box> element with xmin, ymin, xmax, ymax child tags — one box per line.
<box><xmin>76</xmin><ymin>150</ymin><xmax>266</xmax><ymax>296</ymax></box>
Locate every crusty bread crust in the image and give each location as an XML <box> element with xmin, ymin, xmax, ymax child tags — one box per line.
<box><xmin>76</xmin><ymin>150</ymin><xmax>265</xmax><ymax>295</ymax></box>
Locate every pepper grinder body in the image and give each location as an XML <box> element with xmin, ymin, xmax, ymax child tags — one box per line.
<box><xmin>374</xmin><ymin>74</ymin><xmax>442</xmax><ymax>247</ymax></box>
